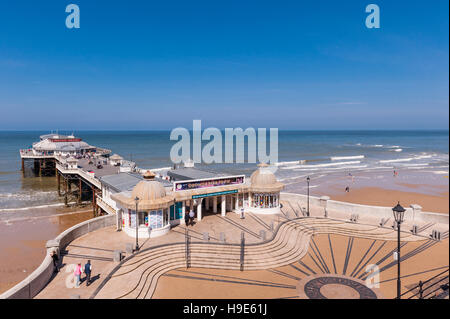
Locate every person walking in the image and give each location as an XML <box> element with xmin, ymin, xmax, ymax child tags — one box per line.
<box><xmin>184</xmin><ymin>210</ymin><xmax>190</xmax><ymax>226</ymax></box>
<box><xmin>189</xmin><ymin>209</ymin><xmax>195</xmax><ymax>226</ymax></box>
<box><xmin>74</xmin><ymin>263</ymin><xmax>82</xmax><ymax>287</ymax></box>
<box><xmin>84</xmin><ymin>260</ymin><xmax>92</xmax><ymax>286</ymax></box>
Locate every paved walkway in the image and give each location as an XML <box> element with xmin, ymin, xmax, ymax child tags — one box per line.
<box><xmin>35</xmin><ymin>198</ymin><xmax>449</xmax><ymax>299</ymax></box>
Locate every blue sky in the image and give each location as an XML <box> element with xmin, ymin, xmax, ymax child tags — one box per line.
<box><xmin>0</xmin><ymin>0</ymin><xmax>448</xmax><ymax>130</ymax></box>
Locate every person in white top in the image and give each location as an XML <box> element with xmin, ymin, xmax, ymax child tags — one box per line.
<box><xmin>189</xmin><ymin>210</ymin><xmax>195</xmax><ymax>226</ymax></box>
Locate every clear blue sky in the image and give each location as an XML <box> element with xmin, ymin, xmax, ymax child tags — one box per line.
<box><xmin>0</xmin><ymin>0</ymin><xmax>448</xmax><ymax>130</ymax></box>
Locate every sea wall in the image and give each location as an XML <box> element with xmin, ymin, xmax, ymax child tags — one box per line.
<box><xmin>281</xmin><ymin>192</ymin><xmax>449</xmax><ymax>225</ymax></box>
<box><xmin>0</xmin><ymin>214</ymin><xmax>115</xmax><ymax>299</ymax></box>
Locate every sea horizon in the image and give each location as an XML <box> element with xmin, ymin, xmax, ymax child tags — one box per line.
<box><xmin>1</xmin><ymin>129</ymin><xmax>448</xmax><ymax>210</ymax></box>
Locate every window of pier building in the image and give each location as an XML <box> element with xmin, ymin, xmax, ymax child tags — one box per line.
<box><xmin>252</xmin><ymin>193</ymin><xmax>279</xmax><ymax>208</ymax></box>
<box><xmin>127</xmin><ymin>209</ymin><xmax>170</xmax><ymax>229</ymax></box>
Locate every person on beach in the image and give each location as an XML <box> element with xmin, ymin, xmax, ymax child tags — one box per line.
<box><xmin>74</xmin><ymin>263</ymin><xmax>82</xmax><ymax>287</ymax></box>
<box><xmin>50</xmin><ymin>251</ymin><xmax>59</xmax><ymax>273</ymax></box>
<box><xmin>84</xmin><ymin>260</ymin><xmax>92</xmax><ymax>286</ymax></box>
<box><xmin>189</xmin><ymin>209</ymin><xmax>195</xmax><ymax>226</ymax></box>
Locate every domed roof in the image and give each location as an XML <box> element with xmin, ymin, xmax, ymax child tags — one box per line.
<box><xmin>131</xmin><ymin>180</ymin><xmax>166</xmax><ymax>201</ymax></box>
<box><xmin>250</xmin><ymin>164</ymin><xmax>277</xmax><ymax>186</ymax></box>
<box><xmin>110</xmin><ymin>154</ymin><xmax>123</xmax><ymax>160</ymax></box>
<box><xmin>250</xmin><ymin>163</ymin><xmax>284</xmax><ymax>193</ymax></box>
<box><xmin>131</xmin><ymin>170</ymin><xmax>165</xmax><ymax>201</ymax></box>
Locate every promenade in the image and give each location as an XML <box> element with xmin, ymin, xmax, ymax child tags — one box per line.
<box><xmin>35</xmin><ymin>197</ymin><xmax>449</xmax><ymax>299</ymax></box>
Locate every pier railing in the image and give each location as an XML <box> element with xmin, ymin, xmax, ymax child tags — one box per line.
<box><xmin>96</xmin><ymin>195</ymin><xmax>117</xmax><ymax>215</ymax></box>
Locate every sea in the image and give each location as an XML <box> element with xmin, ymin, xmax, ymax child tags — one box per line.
<box><xmin>0</xmin><ymin>130</ymin><xmax>448</xmax><ymax>211</ymax></box>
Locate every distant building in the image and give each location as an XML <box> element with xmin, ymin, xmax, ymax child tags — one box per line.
<box><xmin>29</xmin><ymin>134</ymin><xmax>97</xmax><ymax>157</ymax></box>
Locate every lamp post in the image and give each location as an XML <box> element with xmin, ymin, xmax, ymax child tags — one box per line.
<box><xmin>134</xmin><ymin>196</ymin><xmax>140</xmax><ymax>252</ymax></box>
<box><xmin>306</xmin><ymin>176</ymin><xmax>310</xmax><ymax>217</ymax></box>
<box><xmin>392</xmin><ymin>201</ymin><xmax>406</xmax><ymax>299</ymax></box>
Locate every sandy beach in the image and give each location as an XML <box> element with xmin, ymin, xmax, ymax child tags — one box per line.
<box><xmin>0</xmin><ymin>206</ymin><xmax>93</xmax><ymax>294</ymax></box>
<box><xmin>332</xmin><ymin>187</ymin><xmax>449</xmax><ymax>214</ymax></box>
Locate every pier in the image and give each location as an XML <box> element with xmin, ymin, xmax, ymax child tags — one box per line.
<box><xmin>20</xmin><ymin>133</ymin><xmax>133</xmax><ymax>216</ymax></box>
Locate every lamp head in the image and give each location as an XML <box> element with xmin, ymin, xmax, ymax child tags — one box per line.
<box><xmin>392</xmin><ymin>201</ymin><xmax>406</xmax><ymax>223</ymax></box>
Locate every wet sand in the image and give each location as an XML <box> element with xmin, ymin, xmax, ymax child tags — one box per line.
<box><xmin>0</xmin><ymin>206</ymin><xmax>93</xmax><ymax>294</ymax></box>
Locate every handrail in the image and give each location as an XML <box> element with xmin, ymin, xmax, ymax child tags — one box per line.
<box><xmin>240</xmin><ymin>232</ymin><xmax>245</xmax><ymax>271</ymax></box>
<box><xmin>185</xmin><ymin>228</ymin><xmax>190</xmax><ymax>269</ymax></box>
<box><xmin>399</xmin><ymin>267</ymin><xmax>449</xmax><ymax>299</ymax></box>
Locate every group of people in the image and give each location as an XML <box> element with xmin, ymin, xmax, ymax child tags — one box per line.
<box><xmin>73</xmin><ymin>261</ymin><xmax>93</xmax><ymax>287</ymax></box>
<box><xmin>184</xmin><ymin>209</ymin><xmax>196</xmax><ymax>226</ymax></box>
<box><xmin>50</xmin><ymin>251</ymin><xmax>93</xmax><ymax>288</ymax></box>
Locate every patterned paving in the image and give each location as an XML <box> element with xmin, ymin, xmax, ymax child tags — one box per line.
<box><xmin>152</xmin><ymin>232</ymin><xmax>448</xmax><ymax>299</ymax></box>
<box><xmin>301</xmin><ymin>276</ymin><xmax>378</xmax><ymax>299</ymax></box>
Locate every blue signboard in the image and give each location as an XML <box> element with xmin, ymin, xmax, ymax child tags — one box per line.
<box><xmin>192</xmin><ymin>189</ymin><xmax>238</xmax><ymax>199</ymax></box>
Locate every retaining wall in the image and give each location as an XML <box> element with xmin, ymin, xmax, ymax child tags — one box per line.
<box><xmin>0</xmin><ymin>214</ymin><xmax>115</xmax><ymax>299</ymax></box>
<box><xmin>281</xmin><ymin>192</ymin><xmax>449</xmax><ymax>224</ymax></box>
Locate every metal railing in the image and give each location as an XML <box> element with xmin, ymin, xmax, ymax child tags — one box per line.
<box><xmin>398</xmin><ymin>268</ymin><xmax>449</xmax><ymax>299</ymax></box>
<box><xmin>96</xmin><ymin>195</ymin><xmax>117</xmax><ymax>215</ymax></box>
<box><xmin>240</xmin><ymin>232</ymin><xmax>245</xmax><ymax>271</ymax></box>
<box><xmin>185</xmin><ymin>228</ymin><xmax>191</xmax><ymax>269</ymax></box>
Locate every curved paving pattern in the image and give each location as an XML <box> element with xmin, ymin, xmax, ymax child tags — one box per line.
<box><xmin>92</xmin><ymin>217</ymin><xmax>429</xmax><ymax>299</ymax></box>
<box><xmin>299</xmin><ymin>275</ymin><xmax>380</xmax><ymax>299</ymax></box>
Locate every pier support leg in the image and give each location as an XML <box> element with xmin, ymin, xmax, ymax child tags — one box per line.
<box><xmin>64</xmin><ymin>178</ymin><xmax>68</xmax><ymax>207</ymax></box>
<box><xmin>57</xmin><ymin>173</ymin><xmax>61</xmax><ymax>196</ymax></box>
<box><xmin>78</xmin><ymin>179</ymin><xmax>82</xmax><ymax>204</ymax></box>
<box><xmin>38</xmin><ymin>159</ymin><xmax>42</xmax><ymax>177</ymax></box>
<box><xmin>21</xmin><ymin>158</ymin><xmax>24</xmax><ymax>172</ymax></box>
<box><xmin>92</xmin><ymin>188</ymin><xmax>96</xmax><ymax>216</ymax></box>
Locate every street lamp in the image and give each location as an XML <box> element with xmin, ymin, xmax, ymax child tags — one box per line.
<box><xmin>134</xmin><ymin>196</ymin><xmax>140</xmax><ymax>252</ymax></box>
<box><xmin>306</xmin><ymin>176</ymin><xmax>310</xmax><ymax>216</ymax></box>
<box><xmin>392</xmin><ymin>201</ymin><xmax>406</xmax><ymax>299</ymax></box>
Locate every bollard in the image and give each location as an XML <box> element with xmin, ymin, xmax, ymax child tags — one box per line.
<box><xmin>270</xmin><ymin>221</ymin><xmax>274</xmax><ymax>232</ymax></box>
<box><xmin>393</xmin><ymin>221</ymin><xmax>398</xmax><ymax>231</ymax></box>
<box><xmin>125</xmin><ymin>243</ymin><xmax>133</xmax><ymax>255</ymax></box>
<box><xmin>203</xmin><ymin>232</ymin><xmax>209</xmax><ymax>241</ymax></box>
<box><xmin>260</xmin><ymin>230</ymin><xmax>266</xmax><ymax>241</ymax></box>
<box><xmin>113</xmin><ymin>250</ymin><xmax>122</xmax><ymax>262</ymax></box>
<box><xmin>220</xmin><ymin>232</ymin><xmax>226</xmax><ymax>243</ymax></box>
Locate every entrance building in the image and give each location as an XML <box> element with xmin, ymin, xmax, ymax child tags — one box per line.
<box><xmin>109</xmin><ymin>163</ymin><xmax>284</xmax><ymax>238</ymax></box>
